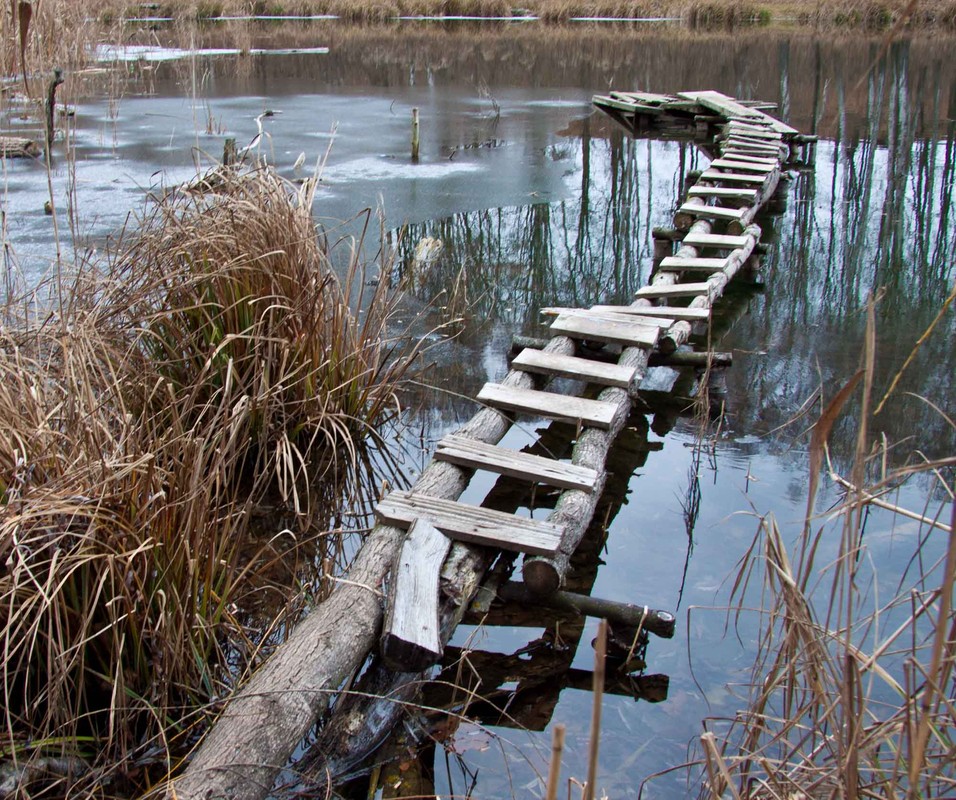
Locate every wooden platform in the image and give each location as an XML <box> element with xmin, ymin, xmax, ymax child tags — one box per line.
<box><xmin>709</xmin><ymin>158</ymin><xmax>776</xmax><ymax>173</ymax></box>
<box><xmin>699</xmin><ymin>169</ymin><xmax>767</xmax><ymax>184</ymax></box>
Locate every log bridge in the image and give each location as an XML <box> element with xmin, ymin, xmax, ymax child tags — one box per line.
<box><xmin>169</xmin><ymin>90</ymin><xmax>807</xmax><ymax>800</ymax></box>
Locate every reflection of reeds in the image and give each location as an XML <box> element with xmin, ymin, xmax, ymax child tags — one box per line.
<box><xmin>0</xmin><ymin>165</ymin><xmax>422</xmax><ymax>795</ymax></box>
<box><xmin>691</xmin><ymin>299</ymin><xmax>956</xmax><ymax>799</ymax></box>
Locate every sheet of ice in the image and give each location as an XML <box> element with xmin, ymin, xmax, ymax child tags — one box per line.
<box><xmin>95</xmin><ymin>44</ymin><xmax>329</xmax><ymax>63</ymax></box>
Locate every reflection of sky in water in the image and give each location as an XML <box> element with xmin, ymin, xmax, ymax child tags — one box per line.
<box><xmin>2</xmin><ymin>38</ymin><xmax>953</xmax><ymax>798</ymax></box>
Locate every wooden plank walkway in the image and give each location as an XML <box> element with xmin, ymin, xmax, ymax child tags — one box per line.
<box><xmin>373</xmin><ymin>87</ymin><xmax>798</xmax><ymax>667</ymax></box>
<box><xmin>170</xmin><ymin>89</ymin><xmax>807</xmax><ymax>800</ymax></box>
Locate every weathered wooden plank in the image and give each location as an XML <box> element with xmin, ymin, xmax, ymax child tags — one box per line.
<box><xmin>611</xmin><ymin>90</ymin><xmax>675</xmax><ymax>106</ymax></box>
<box><xmin>676</xmin><ymin>203</ymin><xmax>747</xmax><ymax>221</ymax></box>
<box><xmin>540</xmin><ymin>307</ymin><xmax>676</xmax><ymax>329</ymax></box>
<box><xmin>635</xmin><ymin>282</ymin><xmax>713</xmax><ymax>299</ymax></box>
<box><xmin>682</xmin><ymin>231</ymin><xmax>750</xmax><ymax>249</ymax></box>
<box><xmin>724</xmin><ymin>123</ymin><xmax>782</xmax><ymax>139</ymax></box>
<box><xmin>658</xmin><ymin>256</ymin><xmax>730</xmax><ymax>272</ymax></box>
<box><xmin>592</xmin><ymin>95</ymin><xmax>658</xmax><ymax>114</ymax></box>
<box><xmin>549</xmin><ymin>312</ymin><xmax>660</xmax><ymax>348</ymax></box>
<box><xmin>375</xmin><ymin>491</ymin><xmax>563</xmax><ymax>556</ymax></box>
<box><xmin>678</xmin><ymin>90</ymin><xmax>764</xmax><ymax>120</ymax></box>
<box><xmin>435</xmin><ymin>433</ymin><xmax>600</xmax><ymax>492</ymax></box>
<box><xmin>710</xmin><ymin>158</ymin><xmax>776</xmax><ymax>173</ymax></box>
<box><xmin>380</xmin><ymin>519</ymin><xmax>451</xmax><ymax>671</ymax></box>
<box><xmin>477</xmin><ymin>382</ymin><xmax>619</xmax><ymax>429</ymax></box>
<box><xmin>714</xmin><ymin>152</ymin><xmax>778</xmax><ymax>165</ymax></box>
<box><xmin>752</xmin><ymin>111</ymin><xmax>799</xmax><ymax>135</ymax></box>
<box><xmin>512</xmin><ymin>348</ymin><xmax>638</xmax><ymax>390</ymax></box>
<box><xmin>699</xmin><ymin>169</ymin><xmax>766</xmax><ymax>184</ymax></box>
<box><xmin>688</xmin><ymin>186</ymin><xmax>758</xmax><ymax>200</ymax></box>
<box><xmin>726</xmin><ymin>133</ymin><xmax>783</xmax><ymax>147</ymax></box>
<box><xmin>590</xmin><ymin>304</ymin><xmax>711</xmax><ymax>321</ymax></box>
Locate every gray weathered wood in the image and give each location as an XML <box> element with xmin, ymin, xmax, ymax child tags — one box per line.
<box><xmin>478</xmin><ymin>382</ymin><xmax>619</xmax><ymax>429</ymax></box>
<box><xmin>549</xmin><ymin>312</ymin><xmax>660</xmax><ymax>348</ymax></box>
<box><xmin>380</xmin><ymin>519</ymin><xmax>451</xmax><ymax>671</ymax></box>
<box><xmin>434</xmin><ymin>433</ymin><xmax>599</xmax><ymax>492</ymax></box>
<box><xmin>0</xmin><ymin>136</ymin><xmax>41</xmax><ymax>158</ymax></box>
<box><xmin>658</xmin><ymin>256</ymin><xmax>730</xmax><ymax>272</ymax></box>
<box><xmin>678</xmin><ymin>90</ymin><xmax>764</xmax><ymax>120</ymax></box>
<box><xmin>589</xmin><ymin>304</ymin><xmax>711</xmax><ymax>321</ymax></box>
<box><xmin>676</xmin><ymin>203</ymin><xmax>747</xmax><ymax>221</ymax></box>
<box><xmin>540</xmin><ymin>307</ymin><xmax>675</xmax><ymax>328</ymax></box>
<box><xmin>688</xmin><ymin>186</ymin><xmax>758</xmax><ymax>200</ymax></box>
<box><xmin>375</xmin><ymin>491</ymin><xmax>563</xmax><ymax>556</ymax></box>
<box><xmin>171</xmin><ymin>330</ymin><xmax>584</xmax><ymax>799</ymax></box>
<box><xmin>714</xmin><ymin>152</ymin><xmax>778</xmax><ymax>165</ymax></box>
<box><xmin>723</xmin><ymin>123</ymin><xmax>782</xmax><ymax>139</ymax></box>
<box><xmin>682</xmin><ymin>231</ymin><xmax>750</xmax><ymax>249</ymax></box>
<box><xmin>699</xmin><ymin>169</ymin><xmax>767</xmax><ymax>183</ymax></box>
<box><xmin>512</xmin><ymin>348</ymin><xmax>638</xmax><ymax>389</ymax></box>
<box><xmin>636</xmin><ymin>282</ymin><xmax>713</xmax><ymax>299</ymax></box>
<box><xmin>709</xmin><ymin>158</ymin><xmax>776</xmax><ymax>172</ymax></box>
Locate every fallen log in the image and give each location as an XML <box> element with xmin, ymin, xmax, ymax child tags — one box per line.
<box><xmin>169</xmin><ymin>334</ymin><xmax>580</xmax><ymax>800</ymax></box>
<box><xmin>0</xmin><ymin>135</ymin><xmax>41</xmax><ymax>158</ymax></box>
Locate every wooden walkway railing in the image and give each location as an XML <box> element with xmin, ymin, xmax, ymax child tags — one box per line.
<box><xmin>169</xmin><ymin>89</ymin><xmax>807</xmax><ymax>800</ymax></box>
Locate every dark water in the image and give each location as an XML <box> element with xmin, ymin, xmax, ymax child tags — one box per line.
<box><xmin>3</xmin><ymin>20</ymin><xmax>954</xmax><ymax>798</ymax></box>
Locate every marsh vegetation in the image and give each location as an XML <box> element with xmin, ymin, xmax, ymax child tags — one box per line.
<box><xmin>0</xmin><ymin>5</ymin><xmax>953</xmax><ymax>799</ymax></box>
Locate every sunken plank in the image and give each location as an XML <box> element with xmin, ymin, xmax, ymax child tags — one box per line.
<box><xmin>710</xmin><ymin>158</ymin><xmax>776</xmax><ymax>173</ymax></box>
<box><xmin>550</xmin><ymin>312</ymin><xmax>660</xmax><ymax>348</ymax></box>
<box><xmin>677</xmin><ymin>203</ymin><xmax>747</xmax><ymax>221</ymax></box>
<box><xmin>590</xmin><ymin>304</ymin><xmax>711</xmax><ymax>321</ymax></box>
<box><xmin>700</xmin><ymin>169</ymin><xmax>766</xmax><ymax>184</ymax></box>
<box><xmin>477</xmin><ymin>383</ymin><xmax>619</xmax><ymax>429</ymax></box>
<box><xmin>688</xmin><ymin>186</ymin><xmax>759</xmax><ymax>200</ymax></box>
<box><xmin>376</xmin><ymin>491</ymin><xmax>563</xmax><ymax>556</ymax></box>
<box><xmin>683</xmin><ymin>231</ymin><xmax>750</xmax><ymax>249</ymax></box>
<box><xmin>512</xmin><ymin>348</ymin><xmax>638</xmax><ymax>389</ymax></box>
<box><xmin>380</xmin><ymin>518</ymin><xmax>451</xmax><ymax>671</ymax></box>
<box><xmin>636</xmin><ymin>282</ymin><xmax>713</xmax><ymax>299</ymax></box>
<box><xmin>435</xmin><ymin>433</ymin><xmax>599</xmax><ymax>492</ymax></box>
<box><xmin>659</xmin><ymin>256</ymin><xmax>730</xmax><ymax>272</ymax></box>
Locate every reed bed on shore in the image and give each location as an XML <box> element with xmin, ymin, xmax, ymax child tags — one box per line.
<box><xmin>0</xmin><ymin>165</ymin><xmax>423</xmax><ymax>796</ymax></box>
<box><xmin>687</xmin><ymin>299</ymin><xmax>956</xmax><ymax>800</ymax></box>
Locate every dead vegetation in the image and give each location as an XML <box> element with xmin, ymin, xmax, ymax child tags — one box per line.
<box><xmin>0</xmin><ymin>165</ymin><xmax>424</xmax><ymax>796</ymax></box>
<box><xmin>687</xmin><ymin>296</ymin><xmax>956</xmax><ymax>800</ymax></box>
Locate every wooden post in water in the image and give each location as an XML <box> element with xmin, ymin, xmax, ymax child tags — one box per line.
<box><xmin>411</xmin><ymin>107</ymin><xmax>420</xmax><ymax>162</ymax></box>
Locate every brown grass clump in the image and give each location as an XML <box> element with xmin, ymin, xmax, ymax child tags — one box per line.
<box><xmin>690</xmin><ymin>297</ymin><xmax>956</xmax><ymax>800</ymax></box>
<box><xmin>0</xmin><ymin>164</ymin><xmax>423</xmax><ymax>795</ymax></box>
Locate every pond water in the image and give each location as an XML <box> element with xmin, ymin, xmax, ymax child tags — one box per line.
<box><xmin>3</xmin><ymin>19</ymin><xmax>954</xmax><ymax>799</ymax></box>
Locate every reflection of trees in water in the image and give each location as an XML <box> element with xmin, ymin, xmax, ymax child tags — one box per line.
<box><xmin>398</xmin><ymin>37</ymin><xmax>954</xmax><ymax>464</ymax></box>
<box><xmin>396</xmin><ymin>128</ymin><xmax>680</xmax><ymax>331</ymax></box>
<box><xmin>729</xmin><ymin>40</ymin><xmax>954</xmax><ymax>465</ymax></box>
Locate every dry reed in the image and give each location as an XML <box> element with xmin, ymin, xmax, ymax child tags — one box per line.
<box><xmin>690</xmin><ymin>297</ymin><xmax>956</xmax><ymax>799</ymax></box>
<box><xmin>0</xmin><ymin>164</ymin><xmax>424</xmax><ymax>796</ymax></box>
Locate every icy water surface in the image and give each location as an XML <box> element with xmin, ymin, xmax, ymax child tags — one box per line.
<box><xmin>2</xmin><ymin>20</ymin><xmax>954</xmax><ymax>798</ymax></box>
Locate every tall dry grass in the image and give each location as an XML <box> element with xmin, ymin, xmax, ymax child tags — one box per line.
<box><xmin>0</xmin><ymin>164</ymin><xmax>423</xmax><ymax>795</ymax></box>
<box><xmin>690</xmin><ymin>296</ymin><xmax>956</xmax><ymax>799</ymax></box>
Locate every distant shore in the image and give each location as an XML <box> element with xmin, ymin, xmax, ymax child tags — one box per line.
<box><xmin>102</xmin><ymin>0</ymin><xmax>956</xmax><ymax>31</ymax></box>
